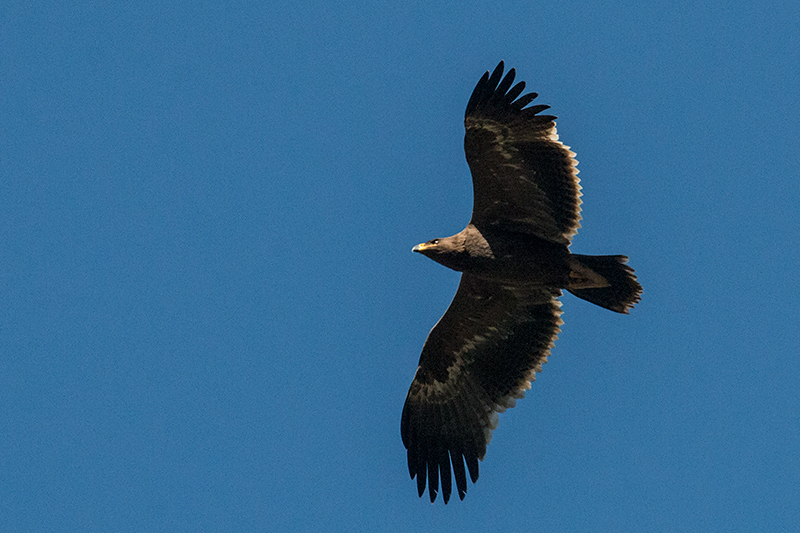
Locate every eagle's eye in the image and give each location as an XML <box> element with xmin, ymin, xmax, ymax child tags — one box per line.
<box><xmin>431</xmin><ymin>239</ymin><xmax>440</xmax><ymax>245</ymax></box>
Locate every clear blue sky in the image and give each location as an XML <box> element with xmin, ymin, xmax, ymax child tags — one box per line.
<box><xmin>3</xmin><ymin>1</ymin><xmax>799</xmax><ymax>531</ymax></box>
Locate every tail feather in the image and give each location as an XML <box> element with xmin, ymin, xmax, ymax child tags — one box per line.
<box><xmin>567</xmin><ymin>254</ymin><xmax>642</xmax><ymax>314</ymax></box>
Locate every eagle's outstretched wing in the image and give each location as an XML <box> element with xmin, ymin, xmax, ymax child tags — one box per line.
<box><xmin>401</xmin><ymin>274</ymin><xmax>563</xmax><ymax>503</ymax></box>
<box><xmin>465</xmin><ymin>61</ymin><xmax>582</xmax><ymax>246</ymax></box>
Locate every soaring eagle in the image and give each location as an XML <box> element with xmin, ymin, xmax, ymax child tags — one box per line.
<box><xmin>401</xmin><ymin>62</ymin><xmax>642</xmax><ymax>503</ymax></box>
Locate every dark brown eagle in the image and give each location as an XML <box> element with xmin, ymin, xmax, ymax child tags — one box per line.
<box><xmin>401</xmin><ymin>62</ymin><xmax>642</xmax><ymax>503</ymax></box>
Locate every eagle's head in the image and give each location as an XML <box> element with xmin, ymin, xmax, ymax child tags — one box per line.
<box><xmin>412</xmin><ymin>235</ymin><xmax>469</xmax><ymax>272</ymax></box>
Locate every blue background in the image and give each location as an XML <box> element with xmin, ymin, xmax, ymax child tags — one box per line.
<box><xmin>3</xmin><ymin>1</ymin><xmax>799</xmax><ymax>531</ymax></box>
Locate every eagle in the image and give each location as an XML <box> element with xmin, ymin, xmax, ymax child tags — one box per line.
<box><xmin>401</xmin><ymin>62</ymin><xmax>642</xmax><ymax>503</ymax></box>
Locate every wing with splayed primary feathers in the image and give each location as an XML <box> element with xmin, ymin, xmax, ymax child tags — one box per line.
<box><xmin>401</xmin><ymin>274</ymin><xmax>563</xmax><ymax>503</ymax></box>
<box><xmin>464</xmin><ymin>61</ymin><xmax>582</xmax><ymax>246</ymax></box>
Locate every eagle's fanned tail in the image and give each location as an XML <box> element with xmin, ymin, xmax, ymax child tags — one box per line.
<box><xmin>567</xmin><ymin>254</ymin><xmax>643</xmax><ymax>313</ymax></box>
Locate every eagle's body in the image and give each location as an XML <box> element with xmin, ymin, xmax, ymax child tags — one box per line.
<box><xmin>401</xmin><ymin>62</ymin><xmax>642</xmax><ymax>503</ymax></box>
<box><xmin>414</xmin><ymin>224</ymin><xmax>573</xmax><ymax>286</ymax></box>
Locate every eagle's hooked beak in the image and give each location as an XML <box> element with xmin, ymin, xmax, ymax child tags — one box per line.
<box><xmin>412</xmin><ymin>243</ymin><xmax>428</xmax><ymax>253</ymax></box>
